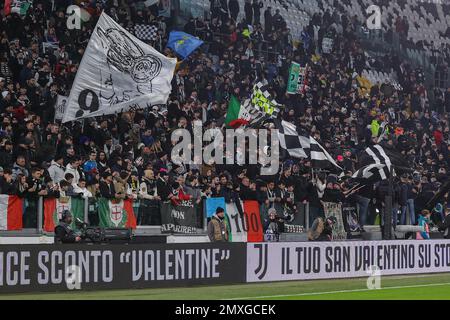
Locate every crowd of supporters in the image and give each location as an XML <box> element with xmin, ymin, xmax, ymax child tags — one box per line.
<box><xmin>0</xmin><ymin>0</ymin><xmax>448</xmax><ymax>232</ymax></box>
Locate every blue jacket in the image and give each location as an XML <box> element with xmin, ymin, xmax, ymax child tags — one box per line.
<box><xmin>417</xmin><ymin>215</ymin><xmax>430</xmax><ymax>239</ymax></box>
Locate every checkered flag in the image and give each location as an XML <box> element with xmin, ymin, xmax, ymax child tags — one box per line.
<box><xmin>275</xmin><ymin>120</ymin><xmax>310</xmax><ymax>159</ymax></box>
<box><xmin>251</xmin><ymin>80</ymin><xmax>281</xmax><ymax>119</ymax></box>
<box><xmin>310</xmin><ymin>136</ymin><xmax>343</xmax><ymax>170</ymax></box>
<box><xmin>134</xmin><ymin>24</ymin><xmax>159</xmax><ymax>41</ymax></box>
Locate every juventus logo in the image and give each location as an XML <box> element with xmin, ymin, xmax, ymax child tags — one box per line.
<box><xmin>254</xmin><ymin>243</ymin><xmax>269</xmax><ymax>280</ymax></box>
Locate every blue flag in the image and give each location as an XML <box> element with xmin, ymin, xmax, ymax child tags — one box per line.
<box><xmin>167</xmin><ymin>31</ymin><xmax>204</xmax><ymax>59</ymax></box>
<box><xmin>205</xmin><ymin>197</ymin><xmax>226</xmax><ymax>218</ymax></box>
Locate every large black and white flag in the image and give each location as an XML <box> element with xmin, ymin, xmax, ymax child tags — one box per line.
<box><xmin>276</xmin><ymin>120</ymin><xmax>309</xmax><ymax>158</ymax></box>
<box><xmin>310</xmin><ymin>136</ymin><xmax>343</xmax><ymax>170</ymax></box>
<box><xmin>62</xmin><ymin>12</ymin><xmax>177</xmax><ymax>123</ymax></box>
<box><xmin>352</xmin><ymin>163</ymin><xmax>391</xmax><ymax>182</ymax></box>
<box><xmin>355</xmin><ymin>144</ymin><xmax>410</xmax><ymax>181</ymax></box>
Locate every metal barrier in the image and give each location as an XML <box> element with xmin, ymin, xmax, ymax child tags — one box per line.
<box><xmin>0</xmin><ymin>196</ymin><xmax>207</xmax><ymax>236</ymax></box>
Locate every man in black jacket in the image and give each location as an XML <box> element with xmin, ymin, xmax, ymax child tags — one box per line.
<box><xmin>54</xmin><ymin>210</ymin><xmax>81</xmax><ymax>244</ymax></box>
<box><xmin>99</xmin><ymin>171</ymin><xmax>117</xmax><ymax>199</ymax></box>
<box><xmin>228</xmin><ymin>0</ymin><xmax>239</xmax><ymax>22</ymax></box>
<box><xmin>156</xmin><ymin>169</ymin><xmax>172</xmax><ymax>201</ymax></box>
<box><xmin>438</xmin><ymin>207</ymin><xmax>450</xmax><ymax>239</ymax></box>
<box><xmin>264</xmin><ymin>6</ymin><xmax>272</xmax><ymax>34</ymax></box>
<box><xmin>0</xmin><ymin>169</ymin><xmax>16</xmax><ymax>194</ymax></box>
<box><xmin>244</xmin><ymin>0</ymin><xmax>253</xmax><ymax>25</ymax></box>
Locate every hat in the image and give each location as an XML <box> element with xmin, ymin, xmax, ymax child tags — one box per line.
<box><xmin>216</xmin><ymin>207</ymin><xmax>224</xmax><ymax>214</ymax></box>
<box><xmin>61</xmin><ymin>210</ymin><xmax>72</xmax><ymax>221</ymax></box>
<box><xmin>0</xmin><ymin>166</ymin><xmax>4</xmax><ymax>172</ymax></box>
<box><xmin>159</xmin><ymin>168</ymin><xmax>169</xmax><ymax>175</ymax></box>
<box><xmin>268</xmin><ymin>207</ymin><xmax>276</xmax><ymax>215</ymax></box>
<box><xmin>102</xmin><ymin>171</ymin><xmax>112</xmax><ymax>179</ymax></box>
<box><xmin>0</xmin><ymin>77</ymin><xmax>5</xmax><ymax>82</ymax></box>
<box><xmin>327</xmin><ymin>175</ymin><xmax>338</xmax><ymax>184</ymax></box>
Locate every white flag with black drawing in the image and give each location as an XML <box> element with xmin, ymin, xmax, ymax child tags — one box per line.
<box><xmin>54</xmin><ymin>95</ymin><xmax>68</xmax><ymax>121</ymax></box>
<box><xmin>62</xmin><ymin>12</ymin><xmax>177</xmax><ymax>123</ymax></box>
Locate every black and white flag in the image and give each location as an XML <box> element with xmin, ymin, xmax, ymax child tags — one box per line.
<box><xmin>276</xmin><ymin>120</ymin><xmax>309</xmax><ymax>158</ymax></box>
<box><xmin>358</xmin><ymin>145</ymin><xmax>396</xmax><ymax>171</ymax></box>
<box><xmin>62</xmin><ymin>12</ymin><xmax>176</xmax><ymax>123</ymax></box>
<box><xmin>310</xmin><ymin>136</ymin><xmax>343</xmax><ymax>170</ymax></box>
<box><xmin>354</xmin><ymin>144</ymin><xmax>410</xmax><ymax>181</ymax></box>
<box><xmin>352</xmin><ymin>163</ymin><xmax>391</xmax><ymax>181</ymax></box>
<box><xmin>134</xmin><ymin>24</ymin><xmax>159</xmax><ymax>41</ymax></box>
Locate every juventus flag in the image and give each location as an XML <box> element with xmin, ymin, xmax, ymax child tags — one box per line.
<box><xmin>352</xmin><ymin>163</ymin><xmax>391</xmax><ymax>182</ymax></box>
<box><xmin>275</xmin><ymin>121</ymin><xmax>342</xmax><ymax>170</ymax></box>
<box><xmin>62</xmin><ymin>12</ymin><xmax>176</xmax><ymax>123</ymax></box>
<box><xmin>358</xmin><ymin>144</ymin><xmax>407</xmax><ymax>168</ymax></box>
<box><xmin>310</xmin><ymin>136</ymin><xmax>343</xmax><ymax>170</ymax></box>
<box><xmin>276</xmin><ymin>120</ymin><xmax>309</xmax><ymax>159</ymax></box>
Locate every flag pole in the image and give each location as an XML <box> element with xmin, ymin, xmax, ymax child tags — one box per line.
<box><xmin>384</xmin><ymin>165</ymin><xmax>394</xmax><ymax>240</ymax></box>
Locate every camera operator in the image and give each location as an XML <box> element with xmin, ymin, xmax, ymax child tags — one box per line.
<box><xmin>54</xmin><ymin>210</ymin><xmax>81</xmax><ymax>244</ymax></box>
<box><xmin>263</xmin><ymin>208</ymin><xmax>285</xmax><ymax>242</ymax></box>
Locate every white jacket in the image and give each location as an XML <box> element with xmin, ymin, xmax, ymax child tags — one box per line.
<box><xmin>73</xmin><ymin>185</ymin><xmax>93</xmax><ymax>198</ymax></box>
<box><xmin>47</xmin><ymin>161</ymin><xmax>65</xmax><ymax>183</ymax></box>
<box><xmin>64</xmin><ymin>164</ymin><xmax>80</xmax><ymax>186</ymax></box>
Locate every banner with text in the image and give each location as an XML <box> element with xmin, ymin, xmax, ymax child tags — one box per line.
<box><xmin>161</xmin><ymin>201</ymin><xmax>198</xmax><ymax>234</ymax></box>
<box><xmin>0</xmin><ymin>243</ymin><xmax>246</xmax><ymax>293</ymax></box>
<box><xmin>247</xmin><ymin>240</ymin><xmax>450</xmax><ymax>282</ymax></box>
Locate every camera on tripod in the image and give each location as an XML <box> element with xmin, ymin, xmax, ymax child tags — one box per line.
<box><xmin>75</xmin><ymin>218</ymin><xmax>105</xmax><ymax>243</ymax></box>
<box><xmin>75</xmin><ymin>218</ymin><xmax>133</xmax><ymax>243</ymax></box>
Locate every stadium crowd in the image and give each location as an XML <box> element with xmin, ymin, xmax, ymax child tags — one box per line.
<box><xmin>0</xmin><ymin>0</ymin><xmax>449</xmax><ymax>233</ymax></box>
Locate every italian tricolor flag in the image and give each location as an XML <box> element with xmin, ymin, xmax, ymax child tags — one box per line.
<box><xmin>0</xmin><ymin>195</ymin><xmax>23</xmax><ymax>230</ymax></box>
<box><xmin>224</xmin><ymin>95</ymin><xmax>251</xmax><ymax>129</ymax></box>
<box><xmin>43</xmin><ymin>197</ymin><xmax>85</xmax><ymax>232</ymax></box>
<box><xmin>4</xmin><ymin>0</ymin><xmax>31</xmax><ymax>16</ymax></box>
<box><xmin>98</xmin><ymin>198</ymin><xmax>137</xmax><ymax>229</ymax></box>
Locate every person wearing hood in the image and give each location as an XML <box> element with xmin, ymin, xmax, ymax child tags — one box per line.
<box><xmin>47</xmin><ymin>154</ymin><xmax>65</xmax><ymax>183</ymax></box>
<box><xmin>322</xmin><ymin>175</ymin><xmax>343</xmax><ymax>203</ymax></box>
<box><xmin>207</xmin><ymin>207</ymin><xmax>229</xmax><ymax>242</ymax></box>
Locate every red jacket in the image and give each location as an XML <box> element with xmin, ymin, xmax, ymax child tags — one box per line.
<box><xmin>171</xmin><ymin>188</ymin><xmax>192</xmax><ymax>206</ymax></box>
<box><xmin>434</xmin><ymin>130</ymin><xmax>443</xmax><ymax>146</ymax></box>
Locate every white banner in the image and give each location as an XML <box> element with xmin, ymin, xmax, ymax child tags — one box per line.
<box><xmin>54</xmin><ymin>95</ymin><xmax>68</xmax><ymax>121</ymax></box>
<box><xmin>62</xmin><ymin>12</ymin><xmax>176</xmax><ymax>123</ymax></box>
<box><xmin>322</xmin><ymin>37</ymin><xmax>333</xmax><ymax>54</ymax></box>
<box><xmin>247</xmin><ymin>240</ymin><xmax>450</xmax><ymax>282</ymax></box>
<box><xmin>226</xmin><ymin>202</ymin><xmax>247</xmax><ymax>242</ymax></box>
